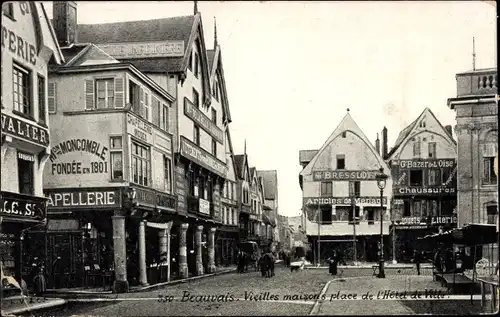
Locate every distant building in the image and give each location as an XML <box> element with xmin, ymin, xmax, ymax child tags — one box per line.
<box><xmin>385</xmin><ymin>108</ymin><xmax>458</xmax><ymax>263</ymax></box>
<box><xmin>447</xmin><ymin>68</ymin><xmax>498</xmax><ymax>264</ymax></box>
<box><xmin>299</xmin><ymin>111</ymin><xmax>392</xmax><ymax>264</ymax></box>
<box><xmin>258</xmin><ymin>170</ymin><xmax>279</xmax><ymax>249</ymax></box>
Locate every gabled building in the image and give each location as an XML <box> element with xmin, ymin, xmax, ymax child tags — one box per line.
<box><xmin>257</xmin><ymin>170</ymin><xmax>279</xmax><ymax>249</ymax></box>
<box><xmin>234</xmin><ymin>149</ymin><xmax>251</xmax><ymax>242</ymax></box>
<box><xmin>76</xmin><ymin>6</ymin><xmax>230</xmax><ymax>279</ymax></box>
<box><xmin>1</xmin><ymin>1</ymin><xmax>64</xmax><ymax>291</ymax></box>
<box><xmin>299</xmin><ymin>110</ymin><xmax>392</xmax><ymax>264</ymax></box>
<box><xmin>385</xmin><ymin>107</ymin><xmax>458</xmax><ymax>262</ymax></box>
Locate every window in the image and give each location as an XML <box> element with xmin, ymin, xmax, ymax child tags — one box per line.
<box><xmin>47</xmin><ymin>82</ymin><xmax>57</xmax><ymax>113</ymax></box>
<box><xmin>409</xmin><ymin>170</ymin><xmax>423</xmax><ymax>186</ymax></box>
<box><xmin>131</xmin><ymin>141</ymin><xmax>151</xmax><ymax>186</ymax></box>
<box><xmin>348</xmin><ymin>206</ymin><xmax>360</xmax><ymax>224</ymax></box>
<box><xmin>188</xmin><ymin>52</ymin><xmax>193</xmax><ymax>71</ymax></box>
<box><xmin>193</xmin><ymin>125</ymin><xmax>200</xmax><ymax>145</ymax></box>
<box><xmin>413</xmin><ymin>141</ymin><xmax>421</xmax><ymax>157</ymax></box>
<box><xmin>353</xmin><ymin>181</ymin><xmax>360</xmax><ymax>197</ymax></box>
<box><xmin>192</xmin><ymin>88</ymin><xmax>200</xmax><ymax>108</ymax></box>
<box><xmin>188</xmin><ymin>169</ymin><xmax>197</xmax><ymax>196</ymax></box>
<box><xmin>110</xmin><ymin>136</ymin><xmax>123</xmax><ymax>180</ymax></box>
<box><xmin>428</xmin><ymin>169</ymin><xmax>441</xmax><ymax>186</ymax></box>
<box><xmin>96</xmin><ymin>78</ymin><xmax>114</xmax><ymax>109</ymax></box>
<box><xmin>320</xmin><ymin>182</ymin><xmax>332</xmax><ymax>197</ymax></box>
<box><xmin>212</xmin><ymin>108</ymin><xmax>217</xmax><ymax>124</ymax></box>
<box><xmin>403</xmin><ymin>200</ymin><xmax>411</xmax><ymax>217</ymax></box>
<box><xmin>428</xmin><ymin>142</ymin><xmax>436</xmax><ymax>158</ymax></box>
<box><xmin>483</xmin><ymin>157</ymin><xmax>497</xmax><ymax>184</ymax></box>
<box><xmin>18</xmin><ymin>153</ymin><xmax>34</xmax><ymax>195</ymax></box>
<box><xmin>412</xmin><ymin>200</ymin><xmax>422</xmax><ymax>218</ymax></box>
<box><xmin>367</xmin><ymin>208</ymin><xmax>375</xmax><ymax>224</ymax></box>
<box><xmin>194</xmin><ymin>52</ymin><xmax>199</xmax><ymax>77</ymax></box>
<box><xmin>486</xmin><ymin>205</ymin><xmax>498</xmax><ymax>225</ymax></box>
<box><xmin>341</xmin><ymin>131</ymin><xmax>347</xmax><ymax>138</ymax></box>
<box><xmin>319</xmin><ymin>206</ymin><xmax>332</xmax><ymax>224</ymax></box>
<box><xmin>336</xmin><ymin>155</ymin><xmax>345</xmax><ymax>170</ymax></box>
<box><xmin>161</xmin><ymin>104</ymin><xmax>169</xmax><ymax>131</ymax></box>
<box><xmin>164</xmin><ymin>156</ymin><xmax>172</xmax><ymax>194</ymax></box>
<box><xmin>231</xmin><ymin>183</ymin><xmax>235</xmax><ymax>200</ymax></box>
<box><xmin>213</xmin><ymin>81</ymin><xmax>219</xmax><ymax>101</ymax></box>
<box><xmin>37</xmin><ymin>75</ymin><xmax>46</xmax><ymax>124</ymax></box>
<box><xmin>212</xmin><ymin>139</ymin><xmax>217</xmax><ymax>157</ymax></box>
<box><xmin>13</xmin><ymin>63</ymin><xmax>32</xmax><ymax>116</ymax></box>
<box><xmin>3</xmin><ymin>3</ymin><xmax>14</xmax><ymax>19</ymax></box>
<box><xmin>419</xmin><ymin>120</ymin><xmax>426</xmax><ymax>128</ymax></box>
<box><xmin>129</xmin><ymin>81</ymin><xmax>141</xmax><ymax>114</ymax></box>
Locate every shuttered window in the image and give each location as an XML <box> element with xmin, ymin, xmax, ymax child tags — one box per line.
<box><xmin>48</xmin><ymin>82</ymin><xmax>57</xmax><ymax>113</ymax></box>
<box><xmin>114</xmin><ymin>77</ymin><xmax>124</xmax><ymax>108</ymax></box>
<box><xmin>161</xmin><ymin>103</ymin><xmax>169</xmax><ymax>132</ymax></box>
<box><xmin>96</xmin><ymin>79</ymin><xmax>114</xmax><ymax>109</ymax></box>
<box><xmin>152</xmin><ymin>96</ymin><xmax>160</xmax><ymax>127</ymax></box>
<box><xmin>85</xmin><ymin>80</ymin><xmax>94</xmax><ymax>110</ymax></box>
<box><xmin>37</xmin><ymin>75</ymin><xmax>46</xmax><ymax>124</ymax></box>
<box><xmin>413</xmin><ymin>141</ymin><xmax>421</xmax><ymax>157</ymax></box>
<box><xmin>144</xmin><ymin>91</ymin><xmax>150</xmax><ymax>121</ymax></box>
<box><xmin>85</xmin><ymin>77</ymin><xmax>124</xmax><ymax>110</ymax></box>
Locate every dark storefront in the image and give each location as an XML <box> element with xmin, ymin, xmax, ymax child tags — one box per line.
<box><xmin>0</xmin><ymin>191</ymin><xmax>47</xmax><ymax>292</ymax></box>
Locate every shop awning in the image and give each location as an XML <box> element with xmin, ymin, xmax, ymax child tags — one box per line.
<box><xmin>417</xmin><ymin>223</ymin><xmax>498</xmax><ymax>246</ymax></box>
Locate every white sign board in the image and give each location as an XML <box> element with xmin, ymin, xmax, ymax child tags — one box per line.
<box><xmin>97</xmin><ymin>41</ymin><xmax>185</xmax><ymax>59</ymax></box>
<box><xmin>199</xmin><ymin>198</ymin><xmax>210</xmax><ymax>215</ymax></box>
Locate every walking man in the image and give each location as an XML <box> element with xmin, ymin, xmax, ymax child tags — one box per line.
<box><xmin>413</xmin><ymin>250</ymin><xmax>422</xmax><ymax>275</ymax></box>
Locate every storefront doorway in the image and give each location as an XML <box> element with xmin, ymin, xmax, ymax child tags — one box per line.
<box><xmin>46</xmin><ymin>233</ymin><xmax>83</xmax><ymax>289</ymax></box>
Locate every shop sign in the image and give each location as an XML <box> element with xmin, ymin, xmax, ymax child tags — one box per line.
<box><xmin>303</xmin><ymin>196</ymin><xmax>387</xmax><ymax>206</ymax></box>
<box><xmin>249</xmin><ymin>214</ymin><xmax>257</xmax><ymax>220</ymax></box>
<box><xmin>180</xmin><ymin>137</ymin><xmax>227</xmax><ymax>178</ymax></box>
<box><xmin>392</xmin><ymin>159</ymin><xmax>456</xmax><ymax>169</ymax></box>
<box><xmin>156</xmin><ymin>192</ymin><xmax>176</xmax><ymax>211</ymax></box>
<box><xmin>17</xmin><ymin>151</ymin><xmax>35</xmax><ymax>162</ymax></box>
<box><xmin>397</xmin><ymin>187</ymin><xmax>455</xmax><ymax>195</ymax></box>
<box><xmin>312</xmin><ymin>170</ymin><xmax>379</xmax><ymax>181</ymax></box>
<box><xmin>97</xmin><ymin>41</ymin><xmax>185</xmax><ymax>59</ymax></box>
<box><xmin>241</xmin><ymin>205</ymin><xmax>251</xmax><ymax>214</ymax></box>
<box><xmin>396</xmin><ymin>216</ymin><xmax>457</xmax><ymax>226</ymax></box>
<box><xmin>0</xmin><ymin>191</ymin><xmax>46</xmax><ymax>220</ymax></box>
<box><xmin>1</xmin><ymin>25</ymin><xmax>37</xmax><ymax>65</ymax></box>
<box><xmin>184</xmin><ymin>98</ymin><xmax>223</xmax><ymax>143</ymax></box>
<box><xmin>1</xmin><ymin>113</ymin><xmax>49</xmax><ymax>147</ymax></box>
<box><xmin>134</xmin><ymin>187</ymin><xmax>156</xmax><ymax>208</ymax></box>
<box><xmin>127</xmin><ymin>113</ymin><xmax>153</xmax><ymax>143</ymax></box>
<box><xmin>49</xmin><ymin>138</ymin><xmax>109</xmax><ymax>175</ymax></box>
<box><xmin>45</xmin><ymin>188</ymin><xmax>121</xmax><ymax>209</ymax></box>
<box><xmin>199</xmin><ymin>198</ymin><xmax>210</xmax><ymax>215</ymax></box>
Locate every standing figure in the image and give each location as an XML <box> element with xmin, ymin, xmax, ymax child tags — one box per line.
<box><xmin>328</xmin><ymin>250</ymin><xmax>338</xmax><ymax>276</ymax></box>
<box><xmin>413</xmin><ymin>250</ymin><xmax>422</xmax><ymax>275</ymax></box>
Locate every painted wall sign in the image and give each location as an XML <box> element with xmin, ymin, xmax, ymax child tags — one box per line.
<box><xmin>134</xmin><ymin>187</ymin><xmax>156</xmax><ymax>209</ymax></box>
<box><xmin>392</xmin><ymin>159</ymin><xmax>456</xmax><ymax>169</ymax></box>
<box><xmin>1</xmin><ymin>113</ymin><xmax>49</xmax><ymax>147</ymax></box>
<box><xmin>180</xmin><ymin>137</ymin><xmax>227</xmax><ymax>178</ymax></box>
<box><xmin>49</xmin><ymin>138</ymin><xmax>109</xmax><ymax>175</ymax></box>
<box><xmin>175</xmin><ymin>164</ymin><xmax>187</xmax><ymax>213</ymax></box>
<box><xmin>397</xmin><ymin>187</ymin><xmax>455</xmax><ymax>195</ymax></box>
<box><xmin>1</xmin><ymin>25</ymin><xmax>37</xmax><ymax>65</ymax></box>
<box><xmin>154</xmin><ymin>132</ymin><xmax>172</xmax><ymax>155</ymax></box>
<box><xmin>395</xmin><ymin>216</ymin><xmax>457</xmax><ymax>226</ymax></box>
<box><xmin>0</xmin><ymin>191</ymin><xmax>46</xmax><ymax>220</ymax></box>
<box><xmin>97</xmin><ymin>41</ymin><xmax>185</xmax><ymax>59</ymax></box>
<box><xmin>156</xmin><ymin>192</ymin><xmax>176</xmax><ymax>211</ymax></box>
<box><xmin>303</xmin><ymin>196</ymin><xmax>388</xmax><ymax>206</ymax></box>
<box><xmin>45</xmin><ymin>188</ymin><xmax>122</xmax><ymax>209</ymax></box>
<box><xmin>313</xmin><ymin>170</ymin><xmax>379</xmax><ymax>181</ymax></box>
<box><xmin>17</xmin><ymin>151</ymin><xmax>35</xmax><ymax>162</ymax></box>
<box><xmin>199</xmin><ymin>198</ymin><xmax>210</xmax><ymax>215</ymax></box>
<box><xmin>127</xmin><ymin>113</ymin><xmax>153</xmax><ymax>143</ymax></box>
<box><xmin>184</xmin><ymin>98</ymin><xmax>224</xmax><ymax>143</ymax></box>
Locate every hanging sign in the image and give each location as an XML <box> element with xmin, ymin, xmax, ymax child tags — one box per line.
<box><xmin>0</xmin><ymin>191</ymin><xmax>46</xmax><ymax>220</ymax></box>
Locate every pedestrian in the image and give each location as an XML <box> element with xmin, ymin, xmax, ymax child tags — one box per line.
<box><xmin>328</xmin><ymin>250</ymin><xmax>338</xmax><ymax>276</ymax></box>
<box><xmin>413</xmin><ymin>249</ymin><xmax>422</xmax><ymax>275</ymax></box>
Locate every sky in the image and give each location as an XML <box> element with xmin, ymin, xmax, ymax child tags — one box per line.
<box><xmin>43</xmin><ymin>1</ymin><xmax>497</xmax><ymax>218</ymax></box>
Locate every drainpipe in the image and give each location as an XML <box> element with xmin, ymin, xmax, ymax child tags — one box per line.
<box><xmin>470</xmin><ymin>123</ymin><xmax>475</xmax><ymax>225</ymax></box>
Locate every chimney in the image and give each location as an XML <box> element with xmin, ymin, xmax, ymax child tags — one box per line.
<box><xmin>444</xmin><ymin>125</ymin><xmax>453</xmax><ymax>137</ymax></box>
<box><xmin>53</xmin><ymin>1</ymin><xmax>78</xmax><ymax>47</ymax></box>
<box><xmin>382</xmin><ymin>126</ymin><xmax>388</xmax><ymax>159</ymax></box>
<box><xmin>375</xmin><ymin>133</ymin><xmax>380</xmax><ymax>155</ymax></box>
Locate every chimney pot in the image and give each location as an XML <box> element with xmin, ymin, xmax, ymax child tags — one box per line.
<box><xmin>375</xmin><ymin>133</ymin><xmax>381</xmax><ymax>155</ymax></box>
<box><xmin>382</xmin><ymin>127</ymin><xmax>388</xmax><ymax>159</ymax></box>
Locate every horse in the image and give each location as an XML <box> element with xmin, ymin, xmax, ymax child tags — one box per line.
<box><xmin>259</xmin><ymin>253</ymin><xmax>275</xmax><ymax>278</ymax></box>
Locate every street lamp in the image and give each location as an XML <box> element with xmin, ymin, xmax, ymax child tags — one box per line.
<box><xmin>376</xmin><ymin>167</ymin><xmax>388</xmax><ymax>278</ymax></box>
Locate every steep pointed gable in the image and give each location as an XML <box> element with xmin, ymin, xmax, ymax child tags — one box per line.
<box><xmin>300</xmin><ymin>112</ymin><xmax>390</xmax><ymax>176</ymax></box>
<box><xmin>208</xmin><ymin>46</ymin><xmax>232</xmax><ymax>123</ymax></box>
<box><xmin>233</xmin><ymin>154</ymin><xmax>245</xmax><ymax>180</ymax></box>
<box><xmin>387</xmin><ymin>107</ymin><xmax>457</xmax><ymax>160</ymax></box>
<box><xmin>257</xmin><ymin>170</ymin><xmax>278</xmax><ymax>200</ymax></box>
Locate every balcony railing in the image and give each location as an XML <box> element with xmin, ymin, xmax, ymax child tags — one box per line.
<box><xmin>456</xmin><ymin>70</ymin><xmax>498</xmax><ymax>97</ymax></box>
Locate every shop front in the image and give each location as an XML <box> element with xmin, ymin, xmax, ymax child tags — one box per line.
<box><xmin>1</xmin><ymin>191</ymin><xmax>47</xmax><ymax>293</ymax></box>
